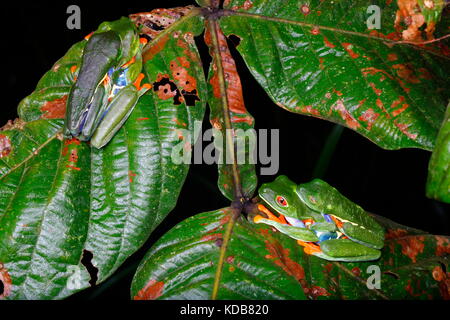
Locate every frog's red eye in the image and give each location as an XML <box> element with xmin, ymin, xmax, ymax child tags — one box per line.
<box><xmin>276</xmin><ymin>196</ymin><xmax>288</xmax><ymax>207</ymax></box>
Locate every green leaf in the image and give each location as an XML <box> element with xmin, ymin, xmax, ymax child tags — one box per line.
<box><xmin>0</xmin><ymin>6</ymin><xmax>206</xmax><ymax>299</ymax></box>
<box><xmin>204</xmin><ymin>19</ymin><xmax>257</xmax><ymax>200</ymax></box>
<box><xmin>427</xmin><ymin>101</ymin><xmax>450</xmax><ymax>203</ymax></box>
<box><xmin>219</xmin><ymin>0</ymin><xmax>450</xmax><ymax>150</ymax></box>
<box><xmin>131</xmin><ymin>207</ymin><xmax>450</xmax><ymax>300</ymax></box>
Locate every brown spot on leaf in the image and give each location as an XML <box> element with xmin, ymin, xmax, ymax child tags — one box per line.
<box><xmin>129</xmin><ymin>171</ymin><xmax>137</xmax><ymax>183</ymax></box>
<box><xmin>264</xmin><ymin>240</ymin><xmax>305</xmax><ymax>282</ymax></box>
<box><xmin>263</xmin><ymin>239</ymin><xmax>318</xmax><ymax>297</ymax></box>
<box><xmin>204</xmin><ymin>24</ymin><xmax>250</xmax><ymax>115</ymax></box>
<box><xmin>153</xmin><ymin>75</ymin><xmax>184</xmax><ymax>105</ymax></box>
<box><xmin>323</xmin><ymin>36</ymin><xmax>336</xmax><ymax>48</ymax></box>
<box><xmin>324</xmin><ymin>263</ymin><xmax>333</xmax><ymax>273</ymax></box>
<box><xmin>352</xmin><ymin>267</ymin><xmax>362</xmax><ymax>277</ymax></box>
<box><xmin>65</xmin><ymin>138</ymin><xmax>81</xmax><ymax>146</ymax></box>
<box><xmin>300</xmin><ymin>4</ymin><xmax>311</xmax><ymax>15</ymax></box>
<box><xmin>1</xmin><ymin>118</ymin><xmax>26</xmax><ymax>131</ymax></box>
<box><xmin>369</xmin><ymin>82</ymin><xmax>383</xmax><ymax>96</ymax></box>
<box><xmin>358</xmin><ymin>108</ymin><xmax>379</xmax><ymax>130</ymax></box>
<box><xmin>342</xmin><ymin>43</ymin><xmax>359</xmax><ymax>59</ymax></box>
<box><xmin>435</xmin><ymin>236</ymin><xmax>450</xmax><ymax>256</ymax></box>
<box><xmin>392</xmin><ymin>63</ymin><xmax>421</xmax><ymax>84</ymax></box>
<box><xmin>230</xmin><ymin>115</ymin><xmax>254</xmax><ymax>125</ymax></box>
<box><xmin>394</xmin><ymin>120</ymin><xmax>418</xmax><ymax>140</ymax></box>
<box><xmin>143</xmin><ymin>34</ymin><xmax>169</xmax><ymax>62</ymax></box>
<box><xmin>310</xmin><ymin>286</ymin><xmax>331</xmax><ymax>299</ymax></box>
<box><xmin>231</xmin><ymin>0</ymin><xmax>254</xmax><ymax>10</ymax></box>
<box><xmin>394</xmin><ymin>0</ymin><xmax>437</xmax><ymax>41</ymax></box>
<box><xmin>134</xmin><ymin>280</ymin><xmax>164</xmax><ymax>300</ymax></box>
<box><xmin>200</xmin><ymin>233</ymin><xmax>223</xmax><ymax>242</ymax></box>
<box><xmin>299</xmin><ymin>105</ymin><xmax>321</xmax><ymax>116</ymax></box>
<box><xmin>169</xmin><ymin>58</ymin><xmax>200</xmax><ymax>106</ymax></box>
<box><xmin>432</xmin><ymin>266</ymin><xmax>446</xmax><ymax>282</ymax></box>
<box><xmin>40</xmin><ymin>96</ymin><xmax>67</xmax><ymax>119</ymax></box>
<box><xmin>385</xmin><ymin>228</ymin><xmax>409</xmax><ymax>240</ymax></box>
<box><xmin>369</xmin><ymin>30</ymin><xmax>401</xmax><ymax>41</ymax></box>
<box><xmin>396</xmin><ymin>235</ymin><xmax>425</xmax><ymax>263</ymax></box>
<box><xmin>0</xmin><ymin>263</ymin><xmax>12</xmax><ymax>299</ymax></box>
<box><xmin>0</xmin><ymin>135</ymin><xmax>12</xmax><ymax>158</ymax></box>
<box><xmin>405</xmin><ymin>279</ymin><xmax>428</xmax><ymax>298</ymax></box>
<box><xmin>391</xmin><ymin>103</ymin><xmax>409</xmax><ymax>117</ymax></box>
<box><xmin>130</xmin><ymin>6</ymin><xmax>192</xmax><ymax>42</ymax></box>
<box><xmin>387</xmin><ymin>53</ymin><xmax>398</xmax><ymax>61</ymax></box>
<box><xmin>332</xmin><ymin>100</ymin><xmax>360</xmax><ymax>130</ymax></box>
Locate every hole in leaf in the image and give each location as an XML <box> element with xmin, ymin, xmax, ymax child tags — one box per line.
<box><xmin>81</xmin><ymin>249</ymin><xmax>98</xmax><ymax>287</ymax></box>
<box><xmin>439</xmin><ymin>261</ymin><xmax>447</xmax><ymax>274</ymax></box>
<box><xmin>227</xmin><ymin>34</ymin><xmax>241</xmax><ymax>47</ymax></box>
<box><xmin>0</xmin><ymin>279</ymin><xmax>4</xmax><ymax>296</ymax></box>
<box><xmin>144</xmin><ymin>20</ymin><xmax>164</xmax><ymax>31</ymax></box>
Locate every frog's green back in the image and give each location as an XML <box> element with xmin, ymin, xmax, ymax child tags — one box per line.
<box><xmin>297</xmin><ymin>179</ymin><xmax>385</xmax><ymax>248</ymax></box>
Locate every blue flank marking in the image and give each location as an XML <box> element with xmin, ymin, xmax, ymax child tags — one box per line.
<box><xmin>78</xmin><ymin>67</ymin><xmax>130</xmax><ymax>132</ymax></box>
<box><xmin>285</xmin><ymin>216</ymin><xmax>306</xmax><ymax>228</ymax></box>
<box><xmin>322</xmin><ymin>213</ymin><xmax>333</xmax><ymax>223</ymax></box>
<box><xmin>316</xmin><ymin>231</ymin><xmax>339</xmax><ymax>242</ymax></box>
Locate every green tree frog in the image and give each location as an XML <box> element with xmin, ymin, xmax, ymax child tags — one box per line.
<box><xmin>65</xmin><ymin>17</ymin><xmax>151</xmax><ymax>148</ymax></box>
<box><xmin>254</xmin><ymin>176</ymin><xmax>385</xmax><ymax>261</ymax></box>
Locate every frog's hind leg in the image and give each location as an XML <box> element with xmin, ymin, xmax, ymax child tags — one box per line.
<box><xmin>318</xmin><ymin>239</ymin><xmax>381</xmax><ymax>262</ymax></box>
<box><xmin>341</xmin><ymin>222</ymin><xmax>384</xmax><ymax>250</ymax></box>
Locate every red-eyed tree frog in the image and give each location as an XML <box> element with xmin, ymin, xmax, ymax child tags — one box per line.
<box><xmin>65</xmin><ymin>17</ymin><xmax>150</xmax><ymax>148</ymax></box>
<box><xmin>253</xmin><ymin>176</ymin><xmax>385</xmax><ymax>261</ymax></box>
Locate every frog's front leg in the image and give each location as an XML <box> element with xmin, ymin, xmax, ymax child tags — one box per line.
<box><xmin>254</xmin><ymin>204</ymin><xmax>319</xmax><ymax>242</ymax></box>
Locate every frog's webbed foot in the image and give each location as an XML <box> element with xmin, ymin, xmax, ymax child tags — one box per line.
<box><xmin>297</xmin><ymin>240</ymin><xmax>322</xmax><ymax>255</ymax></box>
<box><xmin>256</xmin><ymin>204</ymin><xmax>287</xmax><ymax>224</ymax></box>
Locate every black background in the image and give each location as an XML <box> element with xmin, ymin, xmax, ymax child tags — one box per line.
<box><xmin>1</xmin><ymin>0</ymin><xmax>449</xmax><ymax>300</ymax></box>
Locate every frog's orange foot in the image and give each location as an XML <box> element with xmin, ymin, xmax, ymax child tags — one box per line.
<box><xmin>297</xmin><ymin>240</ymin><xmax>322</xmax><ymax>255</ymax></box>
<box><xmin>257</xmin><ymin>204</ymin><xmax>286</xmax><ymax>224</ymax></box>
<box><xmin>253</xmin><ymin>214</ymin><xmax>265</xmax><ymax>224</ymax></box>
<box><xmin>84</xmin><ymin>32</ymin><xmax>94</xmax><ymax>40</ymax></box>
<box><xmin>133</xmin><ymin>73</ymin><xmax>152</xmax><ymax>91</ymax></box>
<box><xmin>121</xmin><ymin>56</ymin><xmax>136</xmax><ymax>69</ymax></box>
<box><xmin>330</xmin><ymin>215</ymin><xmax>344</xmax><ymax>229</ymax></box>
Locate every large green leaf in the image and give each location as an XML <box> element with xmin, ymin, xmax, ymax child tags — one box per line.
<box><xmin>131</xmin><ymin>207</ymin><xmax>450</xmax><ymax>300</ymax></box>
<box><xmin>204</xmin><ymin>18</ymin><xmax>257</xmax><ymax>201</ymax></box>
<box><xmin>0</xmin><ymin>6</ymin><xmax>206</xmax><ymax>299</ymax></box>
<box><xmin>427</xmin><ymin>101</ymin><xmax>450</xmax><ymax>203</ymax></box>
<box><xmin>219</xmin><ymin>0</ymin><xmax>450</xmax><ymax>150</ymax></box>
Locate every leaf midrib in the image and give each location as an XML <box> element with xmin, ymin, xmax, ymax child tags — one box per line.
<box><xmin>222</xmin><ymin>9</ymin><xmax>450</xmax><ymax>60</ymax></box>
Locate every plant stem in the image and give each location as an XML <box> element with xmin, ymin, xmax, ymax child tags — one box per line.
<box><xmin>206</xmin><ymin>18</ymin><xmax>244</xmax><ymax>200</ymax></box>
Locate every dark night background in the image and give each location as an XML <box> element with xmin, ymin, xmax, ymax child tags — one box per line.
<box><xmin>1</xmin><ymin>0</ymin><xmax>448</xmax><ymax>300</ymax></box>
